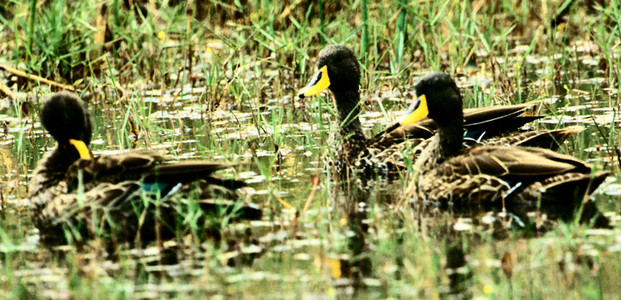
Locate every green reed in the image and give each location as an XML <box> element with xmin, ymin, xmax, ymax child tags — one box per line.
<box><xmin>0</xmin><ymin>0</ymin><xmax>620</xmax><ymax>298</ymax></box>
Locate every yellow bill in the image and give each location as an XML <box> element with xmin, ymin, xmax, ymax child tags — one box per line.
<box><xmin>69</xmin><ymin>139</ymin><xmax>93</xmax><ymax>160</ymax></box>
<box><xmin>298</xmin><ymin>65</ymin><xmax>331</xmax><ymax>98</ymax></box>
<box><xmin>399</xmin><ymin>94</ymin><xmax>429</xmax><ymax>125</ymax></box>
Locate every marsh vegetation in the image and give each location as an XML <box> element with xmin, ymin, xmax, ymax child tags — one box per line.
<box><xmin>0</xmin><ymin>0</ymin><xmax>620</xmax><ymax>298</ymax></box>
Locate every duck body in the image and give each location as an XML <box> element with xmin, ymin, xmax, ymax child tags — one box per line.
<box><xmin>407</xmin><ymin>73</ymin><xmax>609</xmax><ymax>206</ymax></box>
<box><xmin>299</xmin><ymin>45</ymin><xmax>578</xmax><ymax>176</ymax></box>
<box><xmin>30</xmin><ymin>93</ymin><xmax>260</xmax><ymax>245</ymax></box>
<box><xmin>416</xmin><ymin>141</ymin><xmax>609</xmax><ymax>205</ymax></box>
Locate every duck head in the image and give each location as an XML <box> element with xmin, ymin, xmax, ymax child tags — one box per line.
<box><xmin>400</xmin><ymin>72</ymin><xmax>463</xmax><ymax>129</ymax></box>
<box><xmin>41</xmin><ymin>92</ymin><xmax>93</xmax><ymax>161</ymax></box>
<box><xmin>298</xmin><ymin>45</ymin><xmax>361</xmax><ymax>99</ymax></box>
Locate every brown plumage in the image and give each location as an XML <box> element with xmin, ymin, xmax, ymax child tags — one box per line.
<box><xmin>298</xmin><ymin>45</ymin><xmax>576</xmax><ymax>175</ymax></box>
<box><xmin>29</xmin><ymin>92</ymin><xmax>261</xmax><ymax>245</ymax></box>
<box><xmin>406</xmin><ymin>73</ymin><xmax>609</xmax><ymax>206</ymax></box>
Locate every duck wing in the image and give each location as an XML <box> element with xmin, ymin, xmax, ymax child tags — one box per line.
<box><xmin>369</xmin><ymin>102</ymin><xmax>542</xmax><ymax>150</ymax></box>
<box><xmin>441</xmin><ymin>146</ymin><xmax>592</xmax><ymax>179</ymax></box>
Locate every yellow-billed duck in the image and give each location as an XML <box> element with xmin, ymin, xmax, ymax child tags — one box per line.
<box><xmin>298</xmin><ymin>45</ymin><xmax>577</xmax><ymax>174</ymax></box>
<box><xmin>29</xmin><ymin>92</ymin><xmax>261</xmax><ymax>245</ymax></box>
<box><xmin>405</xmin><ymin>72</ymin><xmax>609</xmax><ymax>205</ymax></box>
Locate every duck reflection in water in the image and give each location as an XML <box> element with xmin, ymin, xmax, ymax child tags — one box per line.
<box><xmin>327</xmin><ymin>168</ymin><xmax>610</xmax><ymax>297</ymax></box>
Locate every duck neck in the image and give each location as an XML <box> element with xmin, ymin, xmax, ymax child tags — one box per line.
<box><xmin>436</xmin><ymin>117</ymin><xmax>464</xmax><ymax>159</ymax></box>
<box><xmin>29</xmin><ymin>146</ymin><xmax>77</xmax><ymax>204</ymax></box>
<box><xmin>332</xmin><ymin>89</ymin><xmax>364</xmax><ymax>139</ymax></box>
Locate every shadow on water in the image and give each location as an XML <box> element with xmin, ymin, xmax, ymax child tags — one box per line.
<box><xmin>330</xmin><ymin>175</ymin><xmax>373</xmax><ymax>296</ymax></box>
<box><xmin>428</xmin><ymin>199</ymin><xmax>610</xmax><ymax>298</ymax></box>
<box><xmin>328</xmin><ymin>168</ymin><xmax>613</xmax><ymax>298</ymax></box>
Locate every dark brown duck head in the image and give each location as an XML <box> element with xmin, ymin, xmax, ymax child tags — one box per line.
<box><xmin>401</xmin><ymin>72</ymin><xmax>464</xmax><ymax>157</ymax></box>
<box><xmin>41</xmin><ymin>92</ymin><xmax>93</xmax><ymax>161</ymax></box>
<box><xmin>298</xmin><ymin>45</ymin><xmax>363</xmax><ymax>137</ymax></box>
